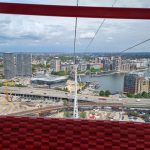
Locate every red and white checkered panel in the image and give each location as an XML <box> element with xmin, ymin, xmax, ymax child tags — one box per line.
<box><xmin>0</xmin><ymin>117</ymin><xmax>150</xmax><ymax>150</ymax></box>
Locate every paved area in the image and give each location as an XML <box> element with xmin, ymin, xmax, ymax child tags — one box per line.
<box><xmin>0</xmin><ymin>95</ymin><xmax>37</xmax><ymax>115</ymax></box>
<box><xmin>0</xmin><ymin>94</ymin><xmax>58</xmax><ymax>115</ymax></box>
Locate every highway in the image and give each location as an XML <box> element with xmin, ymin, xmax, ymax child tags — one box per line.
<box><xmin>0</xmin><ymin>87</ymin><xmax>150</xmax><ymax>108</ymax></box>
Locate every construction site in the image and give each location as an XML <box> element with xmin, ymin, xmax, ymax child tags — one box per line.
<box><xmin>0</xmin><ymin>80</ymin><xmax>60</xmax><ymax>116</ymax></box>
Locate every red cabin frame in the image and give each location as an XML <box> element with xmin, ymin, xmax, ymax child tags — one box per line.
<box><xmin>0</xmin><ymin>2</ymin><xmax>149</xmax><ymax>19</ymax></box>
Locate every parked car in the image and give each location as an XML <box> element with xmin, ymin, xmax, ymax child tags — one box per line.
<box><xmin>98</xmin><ymin>98</ymin><xmax>106</xmax><ymax>101</ymax></box>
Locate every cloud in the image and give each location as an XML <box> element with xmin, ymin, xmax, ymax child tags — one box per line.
<box><xmin>55</xmin><ymin>42</ymin><xmax>60</xmax><ymax>45</ymax></box>
<box><xmin>107</xmin><ymin>37</ymin><xmax>113</xmax><ymax>41</ymax></box>
<box><xmin>0</xmin><ymin>16</ymin><xmax>68</xmax><ymax>42</ymax></box>
<box><xmin>80</xmin><ymin>32</ymin><xmax>95</xmax><ymax>39</ymax></box>
<box><xmin>0</xmin><ymin>40</ymin><xmax>8</xmax><ymax>45</ymax></box>
<box><xmin>0</xmin><ymin>0</ymin><xmax>149</xmax><ymax>52</ymax></box>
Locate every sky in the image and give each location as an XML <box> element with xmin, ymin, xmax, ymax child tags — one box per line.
<box><xmin>0</xmin><ymin>0</ymin><xmax>150</xmax><ymax>53</ymax></box>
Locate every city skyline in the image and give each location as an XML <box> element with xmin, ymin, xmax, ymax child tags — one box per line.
<box><xmin>0</xmin><ymin>0</ymin><xmax>149</xmax><ymax>53</ymax></box>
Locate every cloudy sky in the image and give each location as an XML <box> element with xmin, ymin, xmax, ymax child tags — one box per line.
<box><xmin>0</xmin><ymin>0</ymin><xmax>150</xmax><ymax>53</ymax></box>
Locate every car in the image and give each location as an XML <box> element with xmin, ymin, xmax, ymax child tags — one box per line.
<box><xmin>136</xmin><ymin>99</ymin><xmax>141</xmax><ymax>102</ymax></box>
<box><xmin>98</xmin><ymin>98</ymin><xmax>106</xmax><ymax>101</ymax></box>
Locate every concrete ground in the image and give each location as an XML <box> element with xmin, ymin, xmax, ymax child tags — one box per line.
<box><xmin>0</xmin><ymin>94</ymin><xmax>56</xmax><ymax>115</ymax></box>
<box><xmin>48</xmin><ymin>109</ymin><xmax>145</xmax><ymax>123</ymax></box>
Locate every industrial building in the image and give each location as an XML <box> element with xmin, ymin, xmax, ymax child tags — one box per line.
<box><xmin>3</xmin><ymin>53</ymin><xmax>15</xmax><ymax>79</ymax></box>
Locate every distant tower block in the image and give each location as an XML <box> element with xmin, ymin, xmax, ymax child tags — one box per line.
<box><xmin>52</xmin><ymin>57</ymin><xmax>61</xmax><ymax>72</ymax></box>
<box><xmin>3</xmin><ymin>53</ymin><xmax>15</xmax><ymax>79</ymax></box>
<box><xmin>16</xmin><ymin>53</ymin><xmax>32</xmax><ymax>77</ymax></box>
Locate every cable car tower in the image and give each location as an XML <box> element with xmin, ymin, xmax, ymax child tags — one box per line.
<box><xmin>73</xmin><ymin>0</ymin><xmax>79</xmax><ymax>119</ymax></box>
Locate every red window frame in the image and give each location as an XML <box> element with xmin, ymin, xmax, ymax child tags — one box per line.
<box><xmin>0</xmin><ymin>2</ymin><xmax>149</xmax><ymax>19</ymax></box>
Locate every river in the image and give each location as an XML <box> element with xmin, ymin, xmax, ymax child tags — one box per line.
<box><xmin>80</xmin><ymin>68</ymin><xmax>150</xmax><ymax>93</ymax></box>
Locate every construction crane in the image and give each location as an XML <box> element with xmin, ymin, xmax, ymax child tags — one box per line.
<box><xmin>3</xmin><ymin>80</ymin><xmax>15</xmax><ymax>102</ymax></box>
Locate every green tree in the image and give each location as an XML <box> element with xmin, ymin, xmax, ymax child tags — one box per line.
<box><xmin>63</xmin><ymin>88</ymin><xmax>69</xmax><ymax>92</ymax></box>
<box><xmin>63</xmin><ymin>99</ymin><xmax>68</xmax><ymax>106</ymax></box>
<box><xmin>32</xmin><ymin>66</ymin><xmax>36</xmax><ymax>72</ymax></box>
<box><xmin>127</xmin><ymin>93</ymin><xmax>134</xmax><ymax>98</ymax></box>
<box><xmin>80</xmin><ymin>112</ymin><xmax>87</xmax><ymax>119</ymax></box>
<box><xmin>0</xmin><ymin>82</ymin><xmax>3</xmax><ymax>87</ymax></box>
<box><xmin>141</xmin><ymin>91</ymin><xmax>148</xmax><ymax>98</ymax></box>
<box><xmin>46</xmin><ymin>64</ymin><xmax>50</xmax><ymax>68</ymax></box>
<box><xmin>99</xmin><ymin>90</ymin><xmax>105</xmax><ymax>96</ymax></box>
<box><xmin>64</xmin><ymin>111</ymin><xmax>71</xmax><ymax>118</ymax></box>
<box><xmin>134</xmin><ymin>93</ymin><xmax>142</xmax><ymax>98</ymax></box>
<box><xmin>148</xmin><ymin>92</ymin><xmax>150</xmax><ymax>98</ymax></box>
<box><xmin>105</xmin><ymin>90</ymin><xmax>111</xmax><ymax>97</ymax></box>
<box><xmin>51</xmin><ymin>71</ymin><xmax>70</xmax><ymax>76</ymax></box>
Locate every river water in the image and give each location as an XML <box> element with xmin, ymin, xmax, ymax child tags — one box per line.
<box><xmin>80</xmin><ymin>68</ymin><xmax>150</xmax><ymax>93</ymax></box>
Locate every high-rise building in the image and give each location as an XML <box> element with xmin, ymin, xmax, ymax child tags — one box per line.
<box><xmin>52</xmin><ymin>58</ymin><xmax>61</xmax><ymax>72</ymax></box>
<box><xmin>137</xmin><ymin>77</ymin><xmax>149</xmax><ymax>93</ymax></box>
<box><xmin>16</xmin><ymin>53</ymin><xmax>32</xmax><ymax>77</ymax></box>
<box><xmin>3</xmin><ymin>53</ymin><xmax>15</xmax><ymax>79</ymax></box>
<box><xmin>95</xmin><ymin>57</ymin><xmax>100</xmax><ymax>63</ymax></box>
<box><xmin>112</xmin><ymin>56</ymin><xmax>122</xmax><ymax>71</ymax></box>
<box><xmin>124</xmin><ymin>72</ymin><xmax>149</xmax><ymax>94</ymax></box>
<box><xmin>124</xmin><ymin>73</ymin><xmax>138</xmax><ymax>94</ymax></box>
<box><xmin>101</xmin><ymin>58</ymin><xmax>111</xmax><ymax>71</ymax></box>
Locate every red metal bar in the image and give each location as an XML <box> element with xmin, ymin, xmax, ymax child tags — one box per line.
<box><xmin>0</xmin><ymin>2</ymin><xmax>149</xmax><ymax>19</ymax></box>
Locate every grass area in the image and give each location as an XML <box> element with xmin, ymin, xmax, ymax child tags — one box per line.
<box><xmin>52</xmin><ymin>71</ymin><xmax>70</xmax><ymax>76</ymax></box>
<box><xmin>88</xmin><ymin>67</ymin><xmax>103</xmax><ymax>73</ymax></box>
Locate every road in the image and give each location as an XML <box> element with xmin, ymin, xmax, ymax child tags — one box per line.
<box><xmin>0</xmin><ymin>87</ymin><xmax>150</xmax><ymax>108</ymax></box>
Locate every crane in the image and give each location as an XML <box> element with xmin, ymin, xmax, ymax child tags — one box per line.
<box><xmin>3</xmin><ymin>80</ymin><xmax>15</xmax><ymax>102</ymax></box>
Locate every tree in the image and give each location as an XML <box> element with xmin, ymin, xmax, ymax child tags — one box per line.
<box><xmin>0</xmin><ymin>82</ymin><xmax>3</xmax><ymax>87</ymax></box>
<box><xmin>80</xmin><ymin>112</ymin><xmax>87</xmax><ymax>119</ymax></box>
<box><xmin>32</xmin><ymin>66</ymin><xmax>36</xmax><ymax>73</ymax></box>
<box><xmin>63</xmin><ymin>88</ymin><xmax>69</xmax><ymax>92</ymax></box>
<box><xmin>64</xmin><ymin>112</ymin><xmax>71</xmax><ymax>118</ymax></box>
<box><xmin>99</xmin><ymin>90</ymin><xmax>105</xmax><ymax>96</ymax></box>
<box><xmin>105</xmin><ymin>90</ymin><xmax>111</xmax><ymax>97</ymax></box>
<box><xmin>148</xmin><ymin>92</ymin><xmax>150</xmax><ymax>98</ymax></box>
<box><xmin>141</xmin><ymin>91</ymin><xmax>148</xmax><ymax>98</ymax></box>
<box><xmin>46</xmin><ymin>64</ymin><xmax>50</xmax><ymax>68</ymax></box>
<box><xmin>51</xmin><ymin>70</ymin><xmax>70</xmax><ymax>76</ymax></box>
<box><xmin>127</xmin><ymin>93</ymin><xmax>134</xmax><ymax>98</ymax></box>
<box><xmin>63</xmin><ymin>99</ymin><xmax>68</xmax><ymax>106</ymax></box>
<box><xmin>134</xmin><ymin>93</ymin><xmax>142</xmax><ymax>98</ymax></box>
